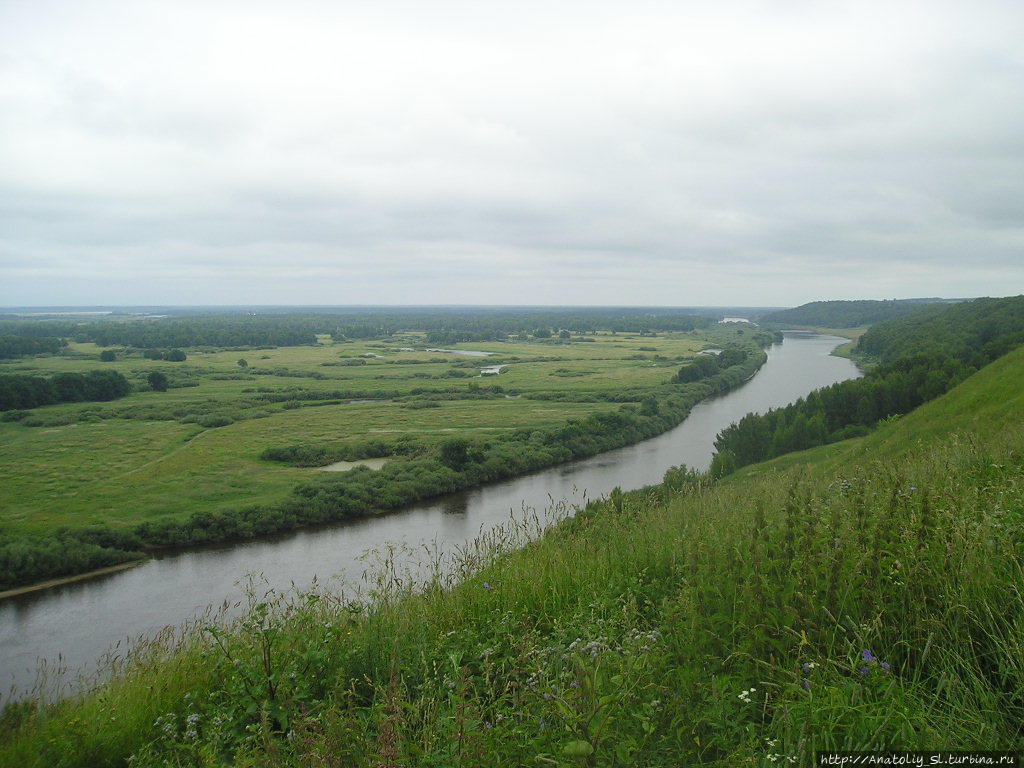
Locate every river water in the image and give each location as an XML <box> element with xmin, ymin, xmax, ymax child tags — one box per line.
<box><xmin>0</xmin><ymin>332</ymin><xmax>860</xmax><ymax>701</ymax></box>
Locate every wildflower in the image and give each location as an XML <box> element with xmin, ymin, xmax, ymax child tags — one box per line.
<box><xmin>881</xmin><ymin>661</ymin><xmax>891</xmax><ymax>672</ymax></box>
<box><xmin>483</xmin><ymin>582</ymin><xmax>494</xmax><ymax>590</ymax></box>
<box><xmin>802</xmin><ymin>679</ymin><xmax>811</xmax><ymax>691</ymax></box>
<box><xmin>801</xmin><ymin>662</ymin><xmax>817</xmax><ymax>673</ymax></box>
<box><xmin>861</xmin><ymin>649</ymin><xmax>876</xmax><ymax>663</ymax></box>
<box><xmin>859</xmin><ymin>666</ymin><xmax>869</xmax><ymax>675</ymax></box>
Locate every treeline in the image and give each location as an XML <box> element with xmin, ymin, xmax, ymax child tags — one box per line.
<box><xmin>0</xmin><ymin>309</ymin><xmax>720</xmax><ymax>352</ymax></box>
<box><xmin>0</xmin><ymin>317</ymin><xmax>318</xmax><ymax>349</ymax></box>
<box><xmin>712</xmin><ymin>296</ymin><xmax>1024</xmax><ymax>473</ymax></box>
<box><xmin>0</xmin><ymin>370</ymin><xmax>132</xmax><ymax>412</ymax></box>
<box><xmin>759</xmin><ymin>298</ymin><xmax>955</xmax><ymax>328</ymax></box>
<box><xmin>0</xmin><ymin>341</ymin><xmax>772</xmax><ymax>590</ymax></box>
<box><xmin>0</xmin><ymin>336</ymin><xmax>65</xmax><ymax>359</ymax></box>
<box><xmin>424</xmin><ymin>329</ymin><xmax>507</xmax><ymax>345</ymax></box>
<box><xmin>415</xmin><ymin>311</ymin><xmax>713</xmax><ymax>343</ymax></box>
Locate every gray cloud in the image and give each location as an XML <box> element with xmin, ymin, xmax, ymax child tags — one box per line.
<box><xmin>2</xmin><ymin>0</ymin><xmax>1023</xmax><ymax>306</ymax></box>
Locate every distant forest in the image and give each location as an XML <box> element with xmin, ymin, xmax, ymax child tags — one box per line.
<box><xmin>0</xmin><ymin>336</ymin><xmax>65</xmax><ymax>359</ymax></box>
<box><xmin>758</xmin><ymin>298</ymin><xmax>958</xmax><ymax>328</ymax></box>
<box><xmin>0</xmin><ymin>308</ymin><xmax>730</xmax><ymax>353</ymax></box>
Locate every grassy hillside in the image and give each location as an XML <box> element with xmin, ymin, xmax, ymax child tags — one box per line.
<box><xmin>2</xmin><ymin>347</ymin><xmax>1023</xmax><ymax>765</ymax></box>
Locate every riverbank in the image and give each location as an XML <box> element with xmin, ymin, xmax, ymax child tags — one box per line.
<box><xmin>3</xmin><ymin>342</ymin><xmax>1021</xmax><ymax>766</ymax></box>
<box><xmin>0</xmin><ymin>560</ymin><xmax>144</xmax><ymax>601</ymax></box>
<box><xmin>775</xmin><ymin>325</ymin><xmax>868</xmax><ymax>358</ymax></box>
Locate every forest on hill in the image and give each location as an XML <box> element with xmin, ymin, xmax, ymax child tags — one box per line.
<box><xmin>758</xmin><ymin>298</ymin><xmax>957</xmax><ymax>328</ymax></box>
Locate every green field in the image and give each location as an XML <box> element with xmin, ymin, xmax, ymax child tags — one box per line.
<box><xmin>0</xmin><ymin>329</ymin><xmax>738</xmax><ymax>535</ymax></box>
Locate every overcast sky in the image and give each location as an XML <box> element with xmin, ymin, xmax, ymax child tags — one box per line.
<box><xmin>2</xmin><ymin>0</ymin><xmax>1023</xmax><ymax>307</ymax></box>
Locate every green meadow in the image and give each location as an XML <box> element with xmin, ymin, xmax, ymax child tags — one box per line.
<box><xmin>0</xmin><ymin>329</ymin><xmax>726</xmax><ymax>535</ymax></box>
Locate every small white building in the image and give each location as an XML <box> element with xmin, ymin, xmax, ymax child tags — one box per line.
<box><xmin>720</xmin><ymin>316</ymin><xmax>751</xmax><ymax>324</ymax></box>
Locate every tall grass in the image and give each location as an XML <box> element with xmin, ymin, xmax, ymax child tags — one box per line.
<box><xmin>3</xmin><ymin>409</ymin><xmax>1024</xmax><ymax>764</ymax></box>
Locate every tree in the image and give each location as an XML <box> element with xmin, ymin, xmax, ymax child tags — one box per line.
<box><xmin>438</xmin><ymin>438</ymin><xmax>471</xmax><ymax>470</ymax></box>
<box><xmin>99</xmin><ymin>350</ymin><xmax>116</xmax><ymax>362</ymax></box>
<box><xmin>532</xmin><ymin>328</ymin><xmax>552</xmax><ymax>339</ymax></box>
<box><xmin>709</xmin><ymin>450</ymin><xmax>737</xmax><ymax>479</ymax></box>
<box><xmin>237</xmin><ymin>358</ymin><xmax>249</xmax><ymax>368</ymax></box>
<box><xmin>718</xmin><ymin>347</ymin><xmax>747</xmax><ymax>367</ymax></box>
<box><xmin>558</xmin><ymin>329</ymin><xmax>571</xmax><ymax>340</ymax></box>
<box><xmin>148</xmin><ymin>372</ymin><xmax>169</xmax><ymax>392</ymax></box>
<box><xmin>165</xmin><ymin>349</ymin><xmax>186</xmax><ymax>362</ymax></box>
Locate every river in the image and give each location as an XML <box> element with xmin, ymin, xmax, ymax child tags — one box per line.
<box><xmin>0</xmin><ymin>331</ymin><xmax>860</xmax><ymax>702</ymax></box>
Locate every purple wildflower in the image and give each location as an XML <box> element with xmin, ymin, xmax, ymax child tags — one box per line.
<box><xmin>483</xmin><ymin>581</ymin><xmax>493</xmax><ymax>590</ymax></box>
<box><xmin>861</xmin><ymin>649</ymin><xmax>876</xmax><ymax>663</ymax></box>
<box><xmin>881</xmin><ymin>661</ymin><xmax>891</xmax><ymax>672</ymax></box>
<box><xmin>802</xmin><ymin>679</ymin><xmax>811</xmax><ymax>691</ymax></box>
<box><xmin>859</xmin><ymin>666</ymin><xmax>870</xmax><ymax>675</ymax></box>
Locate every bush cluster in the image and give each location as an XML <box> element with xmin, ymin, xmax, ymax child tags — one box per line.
<box><xmin>0</xmin><ymin>370</ymin><xmax>132</xmax><ymax>411</ymax></box>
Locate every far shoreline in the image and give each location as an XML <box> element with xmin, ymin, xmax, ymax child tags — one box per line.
<box><xmin>0</xmin><ymin>560</ymin><xmax>146</xmax><ymax>601</ymax></box>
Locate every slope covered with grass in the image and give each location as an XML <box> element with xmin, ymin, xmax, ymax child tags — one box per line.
<box><xmin>2</xmin><ymin>347</ymin><xmax>1024</xmax><ymax>766</ymax></box>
